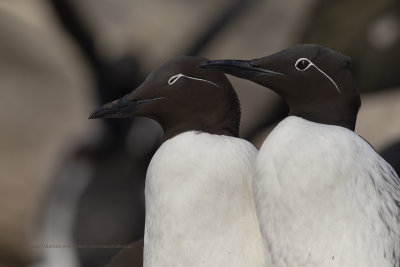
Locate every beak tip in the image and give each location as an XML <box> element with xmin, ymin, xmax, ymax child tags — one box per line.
<box><xmin>199</xmin><ymin>62</ymin><xmax>211</xmax><ymax>69</ymax></box>
<box><xmin>88</xmin><ymin>114</ymin><xmax>99</xmax><ymax>120</ymax></box>
<box><xmin>88</xmin><ymin>107</ymin><xmax>105</xmax><ymax>120</ymax></box>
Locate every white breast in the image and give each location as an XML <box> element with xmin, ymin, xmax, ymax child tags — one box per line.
<box><xmin>254</xmin><ymin>116</ymin><xmax>400</xmax><ymax>267</ymax></box>
<box><xmin>143</xmin><ymin>131</ymin><xmax>266</xmax><ymax>267</ymax></box>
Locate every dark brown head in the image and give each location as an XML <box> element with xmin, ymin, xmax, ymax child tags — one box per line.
<box><xmin>89</xmin><ymin>56</ymin><xmax>241</xmax><ymax>141</ymax></box>
<box><xmin>201</xmin><ymin>44</ymin><xmax>361</xmax><ymax>130</ymax></box>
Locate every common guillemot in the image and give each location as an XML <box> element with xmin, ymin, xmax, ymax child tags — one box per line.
<box><xmin>202</xmin><ymin>44</ymin><xmax>400</xmax><ymax>266</ymax></box>
<box><xmin>90</xmin><ymin>56</ymin><xmax>266</xmax><ymax>266</ymax></box>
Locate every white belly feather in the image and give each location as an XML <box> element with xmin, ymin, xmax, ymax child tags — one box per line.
<box><xmin>254</xmin><ymin>116</ymin><xmax>400</xmax><ymax>267</ymax></box>
<box><xmin>144</xmin><ymin>131</ymin><xmax>266</xmax><ymax>267</ymax></box>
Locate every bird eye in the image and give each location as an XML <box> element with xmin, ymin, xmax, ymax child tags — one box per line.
<box><xmin>295</xmin><ymin>58</ymin><xmax>311</xmax><ymax>71</ymax></box>
<box><xmin>168</xmin><ymin>74</ymin><xmax>183</xmax><ymax>85</ymax></box>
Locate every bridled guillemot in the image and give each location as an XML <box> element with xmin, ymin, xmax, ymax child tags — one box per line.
<box><xmin>90</xmin><ymin>56</ymin><xmax>266</xmax><ymax>266</ymax></box>
<box><xmin>202</xmin><ymin>44</ymin><xmax>400</xmax><ymax>266</ymax></box>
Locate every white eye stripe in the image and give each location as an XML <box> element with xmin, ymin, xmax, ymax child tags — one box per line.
<box><xmin>167</xmin><ymin>73</ymin><xmax>220</xmax><ymax>87</ymax></box>
<box><xmin>295</xmin><ymin>57</ymin><xmax>340</xmax><ymax>93</ymax></box>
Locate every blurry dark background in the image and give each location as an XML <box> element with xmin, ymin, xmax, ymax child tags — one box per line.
<box><xmin>0</xmin><ymin>0</ymin><xmax>399</xmax><ymax>267</ymax></box>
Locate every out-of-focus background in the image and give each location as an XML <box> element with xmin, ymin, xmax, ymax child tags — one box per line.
<box><xmin>0</xmin><ymin>0</ymin><xmax>399</xmax><ymax>266</ymax></box>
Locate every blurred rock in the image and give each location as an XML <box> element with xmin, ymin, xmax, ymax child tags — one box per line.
<box><xmin>301</xmin><ymin>0</ymin><xmax>400</xmax><ymax>92</ymax></box>
<box><xmin>380</xmin><ymin>141</ymin><xmax>400</xmax><ymax>176</ymax></box>
<box><xmin>0</xmin><ymin>1</ymin><xmax>96</xmax><ymax>266</ymax></box>
<box><xmin>356</xmin><ymin>88</ymin><xmax>400</xmax><ymax>150</ymax></box>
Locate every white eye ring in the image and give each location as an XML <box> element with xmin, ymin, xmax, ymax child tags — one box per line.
<box><xmin>295</xmin><ymin>58</ymin><xmax>313</xmax><ymax>71</ymax></box>
<box><xmin>294</xmin><ymin>57</ymin><xmax>340</xmax><ymax>93</ymax></box>
<box><xmin>168</xmin><ymin>74</ymin><xmax>182</xmax><ymax>85</ymax></box>
<box><xmin>167</xmin><ymin>73</ymin><xmax>220</xmax><ymax>87</ymax></box>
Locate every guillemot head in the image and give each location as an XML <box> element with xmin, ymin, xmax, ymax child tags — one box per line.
<box><xmin>201</xmin><ymin>44</ymin><xmax>361</xmax><ymax>130</ymax></box>
<box><xmin>89</xmin><ymin>56</ymin><xmax>240</xmax><ymax>140</ymax></box>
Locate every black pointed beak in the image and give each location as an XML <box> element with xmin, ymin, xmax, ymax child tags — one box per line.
<box><xmin>89</xmin><ymin>96</ymin><xmax>165</xmax><ymax>119</ymax></box>
<box><xmin>200</xmin><ymin>59</ymin><xmax>283</xmax><ymax>79</ymax></box>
